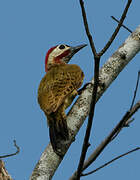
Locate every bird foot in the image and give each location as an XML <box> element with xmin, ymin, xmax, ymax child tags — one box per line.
<box><xmin>78</xmin><ymin>82</ymin><xmax>93</xmax><ymax>95</ymax></box>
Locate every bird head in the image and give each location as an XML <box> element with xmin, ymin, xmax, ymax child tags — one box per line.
<box><xmin>45</xmin><ymin>44</ymin><xmax>87</xmax><ymax>72</ymax></box>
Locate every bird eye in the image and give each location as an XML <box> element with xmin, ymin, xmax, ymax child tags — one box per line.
<box><xmin>59</xmin><ymin>45</ymin><xmax>65</xmax><ymax>49</ymax></box>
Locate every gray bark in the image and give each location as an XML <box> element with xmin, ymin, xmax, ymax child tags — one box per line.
<box><xmin>30</xmin><ymin>25</ymin><xmax>140</xmax><ymax>180</ymax></box>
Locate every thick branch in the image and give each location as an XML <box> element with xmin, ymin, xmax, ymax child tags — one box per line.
<box><xmin>30</xmin><ymin>26</ymin><xmax>140</xmax><ymax>180</ymax></box>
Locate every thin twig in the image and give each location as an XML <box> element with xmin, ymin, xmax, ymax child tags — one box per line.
<box><xmin>84</xmin><ymin>73</ymin><xmax>140</xmax><ymax>169</ymax></box>
<box><xmin>111</xmin><ymin>128</ymin><xmax>121</xmax><ymax>141</ymax></box>
<box><xmin>125</xmin><ymin>118</ymin><xmax>135</xmax><ymax>127</ymax></box>
<box><xmin>70</xmin><ymin>100</ymin><xmax>140</xmax><ymax>180</ymax></box>
<box><xmin>76</xmin><ymin>1</ymin><xmax>101</xmax><ymax>179</ymax></box>
<box><xmin>112</xmin><ymin>71</ymin><xmax>140</xmax><ymax>140</ymax></box>
<box><xmin>99</xmin><ymin>0</ymin><xmax>132</xmax><ymax>56</ymax></box>
<box><xmin>130</xmin><ymin>71</ymin><xmax>140</xmax><ymax>110</ymax></box>
<box><xmin>82</xmin><ymin>100</ymin><xmax>140</xmax><ymax>172</ymax></box>
<box><xmin>0</xmin><ymin>140</ymin><xmax>20</xmax><ymax>158</ymax></box>
<box><xmin>111</xmin><ymin>16</ymin><xmax>132</xmax><ymax>33</ymax></box>
<box><xmin>82</xmin><ymin>147</ymin><xmax>140</xmax><ymax>176</ymax></box>
<box><xmin>79</xmin><ymin>0</ymin><xmax>97</xmax><ymax>56</ymax></box>
<box><xmin>81</xmin><ymin>111</ymin><xmax>130</xmax><ymax>171</ymax></box>
<box><xmin>76</xmin><ymin>0</ymin><xmax>101</xmax><ymax>178</ymax></box>
<box><xmin>127</xmin><ymin>100</ymin><xmax>140</xmax><ymax>118</ymax></box>
<box><xmin>76</xmin><ymin>56</ymin><xmax>100</xmax><ymax>179</ymax></box>
<box><xmin>75</xmin><ymin>1</ymin><xmax>132</xmax><ymax>179</ymax></box>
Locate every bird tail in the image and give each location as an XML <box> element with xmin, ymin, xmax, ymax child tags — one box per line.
<box><xmin>47</xmin><ymin>108</ymin><xmax>69</xmax><ymax>156</ymax></box>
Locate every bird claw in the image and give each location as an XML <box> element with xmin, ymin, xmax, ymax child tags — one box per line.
<box><xmin>78</xmin><ymin>82</ymin><xmax>92</xmax><ymax>95</ymax></box>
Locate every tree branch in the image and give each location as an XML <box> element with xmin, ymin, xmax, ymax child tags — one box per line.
<box><xmin>111</xmin><ymin>16</ymin><xmax>132</xmax><ymax>33</ymax></box>
<box><xmin>79</xmin><ymin>0</ymin><xmax>97</xmax><ymax>56</ymax></box>
<box><xmin>75</xmin><ymin>1</ymin><xmax>132</xmax><ymax>179</ymax></box>
<box><xmin>99</xmin><ymin>0</ymin><xmax>132</xmax><ymax>56</ymax></box>
<box><xmin>81</xmin><ymin>147</ymin><xmax>140</xmax><ymax>176</ymax></box>
<box><xmin>0</xmin><ymin>140</ymin><xmax>20</xmax><ymax>159</ymax></box>
<box><xmin>76</xmin><ymin>1</ymin><xmax>100</xmax><ymax>178</ymax></box>
<box><xmin>111</xmin><ymin>71</ymin><xmax>140</xmax><ymax>140</ymax></box>
<box><xmin>76</xmin><ymin>56</ymin><xmax>100</xmax><ymax>180</ymax></box>
<box><xmin>30</xmin><ymin>25</ymin><xmax>140</xmax><ymax>180</ymax></box>
<box><xmin>130</xmin><ymin>71</ymin><xmax>140</xmax><ymax>109</ymax></box>
<box><xmin>70</xmin><ymin>100</ymin><xmax>140</xmax><ymax>180</ymax></box>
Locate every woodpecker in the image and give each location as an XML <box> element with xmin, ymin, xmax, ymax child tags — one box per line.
<box><xmin>38</xmin><ymin>44</ymin><xmax>87</xmax><ymax>155</ymax></box>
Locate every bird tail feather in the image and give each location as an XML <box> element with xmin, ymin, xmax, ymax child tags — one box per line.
<box><xmin>47</xmin><ymin>109</ymin><xmax>69</xmax><ymax>156</ymax></box>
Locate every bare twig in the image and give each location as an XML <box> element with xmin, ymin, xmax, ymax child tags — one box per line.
<box><xmin>76</xmin><ymin>1</ymin><xmax>100</xmax><ymax>179</ymax></box>
<box><xmin>70</xmin><ymin>100</ymin><xmax>140</xmax><ymax>179</ymax></box>
<box><xmin>82</xmin><ymin>147</ymin><xmax>140</xmax><ymax>176</ymax></box>
<box><xmin>111</xmin><ymin>71</ymin><xmax>140</xmax><ymax>140</ymax></box>
<box><xmin>0</xmin><ymin>140</ymin><xmax>20</xmax><ymax>159</ymax></box>
<box><xmin>81</xmin><ymin>111</ymin><xmax>130</xmax><ymax>171</ymax></box>
<box><xmin>99</xmin><ymin>0</ymin><xmax>132</xmax><ymax>56</ymax></box>
<box><xmin>130</xmin><ymin>71</ymin><xmax>140</xmax><ymax>109</ymax></box>
<box><xmin>79</xmin><ymin>0</ymin><xmax>97</xmax><ymax>56</ymax></box>
<box><xmin>127</xmin><ymin>100</ymin><xmax>140</xmax><ymax>118</ymax></box>
<box><xmin>75</xmin><ymin>1</ymin><xmax>132</xmax><ymax>179</ymax></box>
<box><xmin>125</xmin><ymin>118</ymin><xmax>135</xmax><ymax>127</ymax></box>
<box><xmin>76</xmin><ymin>55</ymin><xmax>100</xmax><ymax>179</ymax></box>
<box><xmin>111</xmin><ymin>16</ymin><xmax>132</xmax><ymax>33</ymax></box>
<box><xmin>82</xmin><ymin>100</ymin><xmax>140</xmax><ymax>171</ymax></box>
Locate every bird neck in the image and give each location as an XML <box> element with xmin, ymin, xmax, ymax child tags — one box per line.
<box><xmin>46</xmin><ymin>61</ymin><xmax>66</xmax><ymax>72</ymax></box>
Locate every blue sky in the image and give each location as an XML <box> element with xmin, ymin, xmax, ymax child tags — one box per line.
<box><xmin>0</xmin><ymin>0</ymin><xmax>140</xmax><ymax>180</ymax></box>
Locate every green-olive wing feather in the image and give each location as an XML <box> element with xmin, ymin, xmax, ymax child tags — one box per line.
<box><xmin>38</xmin><ymin>64</ymin><xmax>84</xmax><ymax>114</ymax></box>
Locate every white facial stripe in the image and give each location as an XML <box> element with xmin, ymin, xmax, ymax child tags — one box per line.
<box><xmin>48</xmin><ymin>45</ymin><xmax>70</xmax><ymax>64</ymax></box>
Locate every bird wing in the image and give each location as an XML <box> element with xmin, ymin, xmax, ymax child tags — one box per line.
<box><xmin>38</xmin><ymin>64</ymin><xmax>84</xmax><ymax>115</ymax></box>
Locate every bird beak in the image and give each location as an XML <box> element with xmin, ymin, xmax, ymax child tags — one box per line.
<box><xmin>63</xmin><ymin>44</ymin><xmax>87</xmax><ymax>64</ymax></box>
<box><xmin>70</xmin><ymin>44</ymin><xmax>87</xmax><ymax>55</ymax></box>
